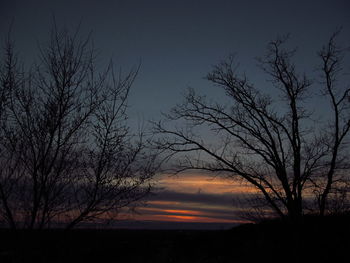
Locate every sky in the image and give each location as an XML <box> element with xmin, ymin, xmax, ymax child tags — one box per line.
<box><xmin>1</xmin><ymin>0</ymin><xmax>349</xmax><ymax>229</ymax></box>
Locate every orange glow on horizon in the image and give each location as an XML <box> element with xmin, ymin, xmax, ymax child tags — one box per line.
<box><xmin>134</xmin><ymin>213</ymin><xmax>245</xmax><ymax>224</ymax></box>
<box><xmin>147</xmin><ymin>200</ymin><xmax>238</xmax><ymax>213</ymax></box>
<box><xmin>140</xmin><ymin>207</ymin><xmax>205</xmax><ymax>216</ymax></box>
<box><xmin>163</xmin><ymin>209</ymin><xmax>202</xmax><ymax>215</ymax></box>
<box><xmin>130</xmin><ymin>206</ymin><xmax>248</xmax><ymax>224</ymax></box>
<box><xmin>164</xmin><ymin>215</ymin><xmax>198</xmax><ymax>221</ymax></box>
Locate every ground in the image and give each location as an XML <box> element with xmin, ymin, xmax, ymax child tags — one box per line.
<box><xmin>0</xmin><ymin>215</ymin><xmax>349</xmax><ymax>263</ymax></box>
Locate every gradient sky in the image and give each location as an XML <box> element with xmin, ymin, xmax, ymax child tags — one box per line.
<box><xmin>1</xmin><ymin>0</ymin><xmax>349</xmax><ymax>228</ymax></box>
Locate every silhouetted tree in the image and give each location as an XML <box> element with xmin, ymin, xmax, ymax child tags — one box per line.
<box><xmin>0</xmin><ymin>24</ymin><xmax>157</xmax><ymax>229</ymax></box>
<box><xmin>155</xmin><ymin>30</ymin><xmax>350</xmax><ymax>222</ymax></box>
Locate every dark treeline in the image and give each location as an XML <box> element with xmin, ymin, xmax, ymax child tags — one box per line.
<box><xmin>0</xmin><ymin>214</ymin><xmax>349</xmax><ymax>263</ymax></box>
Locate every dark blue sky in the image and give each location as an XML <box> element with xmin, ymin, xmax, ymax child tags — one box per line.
<box><xmin>1</xmin><ymin>0</ymin><xmax>349</xmax><ymax>121</ymax></box>
<box><xmin>1</xmin><ymin>0</ymin><xmax>350</xmax><ymax>227</ymax></box>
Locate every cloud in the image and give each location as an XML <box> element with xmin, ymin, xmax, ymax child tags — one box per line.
<box><xmin>107</xmin><ymin>170</ymin><xmax>277</xmax><ymax>226</ymax></box>
<box><xmin>148</xmin><ymin>189</ymin><xmax>237</xmax><ymax>206</ymax></box>
<box><xmin>123</xmin><ymin>172</ymin><xmax>261</xmax><ymax>224</ymax></box>
<box><xmin>128</xmin><ymin>188</ymin><xmax>259</xmax><ymax>223</ymax></box>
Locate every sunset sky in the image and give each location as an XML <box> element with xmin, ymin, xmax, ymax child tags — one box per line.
<box><xmin>136</xmin><ymin>173</ymin><xmax>255</xmax><ymax>224</ymax></box>
<box><xmin>1</xmin><ymin>0</ymin><xmax>349</xmax><ymax>229</ymax></box>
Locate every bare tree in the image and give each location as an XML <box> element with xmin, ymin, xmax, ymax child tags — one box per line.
<box><xmin>315</xmin><ymin>31</ymin><xmax>350</xmax><ymax>216</ymax></box>
<box><xmin>0</xmin><ymin>24</ymin><xmax>157</xmax><ymax>229</ymax></box>
<box><xmin>155</xmin><ymin>31</ymin><xmax>350</xmax><ymax>222</ymax></box>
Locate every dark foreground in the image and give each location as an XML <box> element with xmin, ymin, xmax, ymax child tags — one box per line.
<box><xmin>0</xmin><ymin>215</ymin><xmax>349</xmax><ymax>263</ymax></box>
